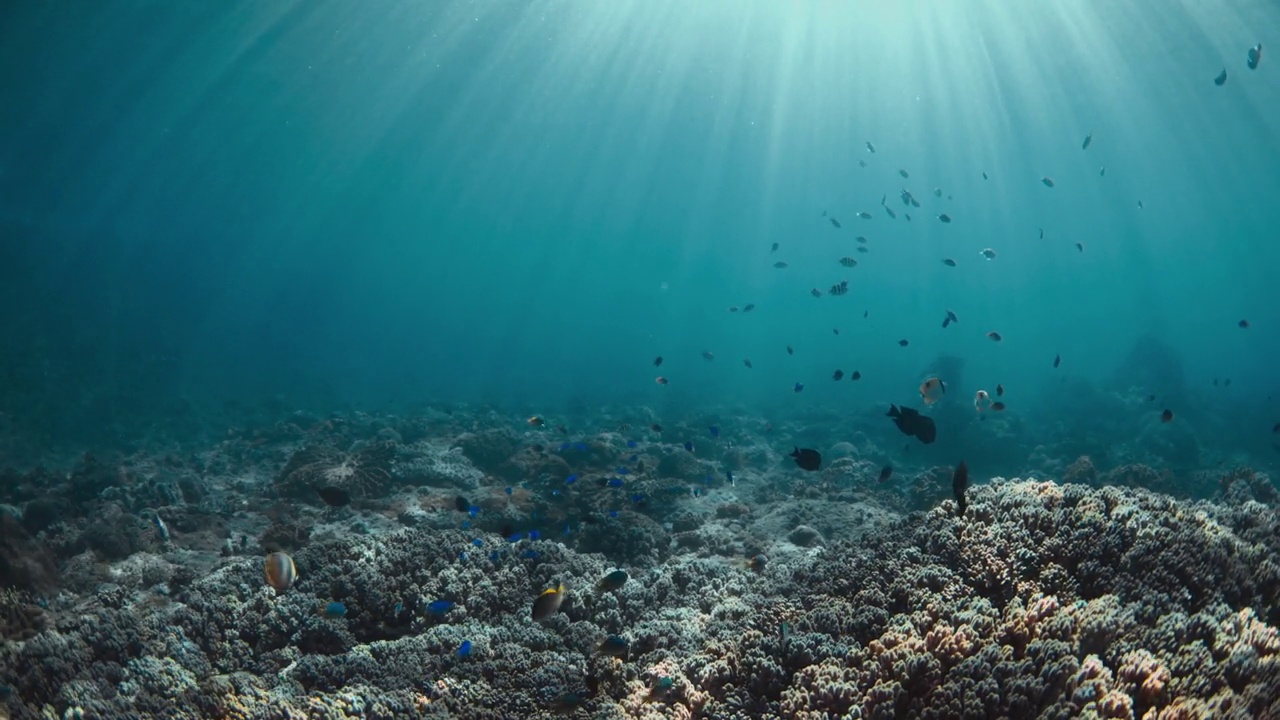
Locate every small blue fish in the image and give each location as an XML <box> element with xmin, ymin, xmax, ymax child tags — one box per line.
<box><xmin>684</xmin><ymin>441</ymin><xmax>694</xmax><ymax>452</ymax></box>
<box><xmin>608</xmin><ymin>510</ymin><xmax>620</xmax><ymax>518</ymax></box>
<box><xmin>457</xmin><ymin>640</ymin><xmax>472</xmax><ymax>658</ymax></box>
<box><xmin>461</xmin><ymin>520</ymin><xmax>471</xmax><ymax>530</ymax></box>
<box><xmin>692</xmin><ymin>487</ymin><xmax>702</xmax><ymax>498</ymax></box>
<box><xmin>566</xmin><ymin>474</ymin><xmax>579</xmax><ymax>484</ymax></box>
<box><xmin>709</xmin><ymin>425</ymin><xmax>720</xmax><ymax>437</ymax></box>
<box><xmin>704</xmin><ymin>475</ymin><xmax>713</xmax><ymax>483</ymax></box>
<box><xmin>794</xmin><ymin>382</ymin><xmax>805</xmax><ymax>393</ymax></box>
<box><xmin>521</xmin><ymin>549</ymin><xmax>539</xmax><ymax>559</ymax></box>
<box><xmin>468</xmin><ymin>506</ymin><xmax>480</xmax><ymax>518</ymax></box>
<box><xmin>559</xmin><ymin>442</ymin><xmax>571</xmax><ymax>451</ymax></box>
<box><xmin>631</xmin><ymin>494</ymin><xmax>644</xmax><ymax>504</ymax></box>
<box><xmin>607</xmin><ymin>478</ymin><xmax>624</xmax><ymax>488</ymax></box>
<box><xmin>563</xmin><ymin>524</ymin><xmax>572</xmax><ymax>536</ymax></box>
<box><xmin>616</xmin><ymin>467</ymin><xmax>630</xmax><ymax>475</ymax></box>
<box><xmin>458</xmin><ymin>551</ymin><xmax>468</xmax><ymax>561</ymax></box>
<box><xmin>573</xmin><ymin>442</ymin><xmax>589</xmax><ymax>451</ymax></box>
<box><xmin>321</xmin><ymin>601</ymin><xmax>347</xmax><ymax>619</ymax></box>
<box><xmin>552</xmin><ymin>489</ymin><xmax>561</xmax><ymax>496</ymax></box>
<box><xmin>471</xmin><ymin>538</ymin><xmax>483</xmax><ymax>547</ymax></box>
<box><xmin>427</xmin><ymin>600</ymin><xmax>454</xmax><ymax>615</ymax></box>
<box><xmin>506</xmin><ymin>532</ymin><xmax>523</xmax><ymax>543</ymax></box>
<box><xmin>393</xmin><ymin>602</ymin><xmax>404</xmax><ymax>615</ymax></box>
<box><xmin>488</xmin><ymin>550</ymin><xmax>501</xmax><ymax>563</ymax></box>
<box><xmin>153</xmin><ymin>513</ymin><xmax>170</xmax><ymax>542</ymax></box>
<box><xmin>727</xmin><ymin>469</ymin><xmax>735</xmax><ymax>486</ymax></box>
<box><xmin>629</xmin><ymin>454</ymin><xmax>638</xmax><ymax>462</ymax></box>
<box><xmin>504</xmin><ymin>486</ymin><xmax>513</xmax><ymax>495</ymax></box>
<box><xmin>626</xmin><ymin>440</ymin><xmax>638</xmax><ymax>448</ymax></box>
<box><xmin>528</xmin><ymin>530</ymin><xmax>540</xmax><ymax>540</ymax></box>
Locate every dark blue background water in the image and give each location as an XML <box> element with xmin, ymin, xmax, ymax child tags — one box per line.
<box><xmin>2</xmin><ymin>1</ymin><xmax>1278</xmax><ymax>468</ymax></box>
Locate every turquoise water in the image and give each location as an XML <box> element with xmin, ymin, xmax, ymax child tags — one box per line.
<box><xmin>1</xmin><ymin>1</ymin><xmax>1278</xmax><ymax>468</ymax></box>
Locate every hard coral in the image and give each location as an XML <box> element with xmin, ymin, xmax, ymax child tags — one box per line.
<box><xmin>275</xmin><ymin>441</ymin><xmax>394</xmax><ymax>501</ymax></box>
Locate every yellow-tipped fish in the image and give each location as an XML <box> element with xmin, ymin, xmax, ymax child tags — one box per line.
<box><xmin>264</xmin><ymin>551</ymin><xmax>297</xmax><ymax>592</ymax></box>
<box><xmin>531</xmin><ymin>582</ymin><xmax>566</xmax><ymax>621</ymax></box>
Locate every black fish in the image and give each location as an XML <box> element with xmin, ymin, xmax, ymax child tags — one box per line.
<box><xmin>744</xmin><ymin>358</ymin><xmax>753</xmax><ymax>369</ymax></box>
<box><xmin>1082</xmin><ymin>132</ymin><xmax>1092</xmax><ymax>150</ymax></box>
<box><xmin>942</xmin><ymin>258</ymin><xmax>957</xmax><ymax>267</ymax></box>
<box><xmin>317</xmin><ymin>486</ymin><xmax>351</xmax><ymax>507</ymax></box>
<box><xmin>653</xmin><ymin>356</ymin><xmax>663</xmax><ymax>367</ymax></box>
<box><xmin>878</xmin><ymin>466</ymin><xmax>893</xmax><ymax>482</ymax></box>
<box><xmin>1214</xmin><ymin>68</ymin><xmax>1227</xmax><ymax>86</ymax></box>
<box><xmin>1053</xmin><ymin>353</ymin><xmax>1061</xmax><ymax>368</ymax></box>
<box><xmin>743</xmin><ymin>304</ymin><xmax>755</xmax><ymax>312</ymax></box>
<box><xmin>454</xmin><ymin>496</ymin><xmax>470</xmax><ymax>512</ymax></box>
<box><xmin>887</xmin><ymin>404</ymin><xmax>937</xmax><ymax>444</ymax></box>
<box><xmin>1248</xmin><ymin>43</ymin><xmax>1262</xmax><ymax>70</ymax></box>
<box><xmin>953</xmin><ymin>461</ymin><xmax>968</xmax><ymax>517</ymax></box>
<box><xmin>829</xmin><ymin>280</ymin><xmax>849</xmax><ymax>296</ymax></box>
<box><xmin>938</xmin><ymin>213</ymin><xmax>952</xmax><ymax>223</ymax></box>
<box><xmin>786</xmin><ymin>346</ymin><xmax>794</xmax><ymax>355</ymax></box>
<box><xmin>942</xmin><ymin>309</ymin><xmax>958</xmax><ymax>329</ymax></box>
<box><xmin>790</xmin><ymin>447</ymin><xmax>822</xmax><ymax>471</ymax></box>
<box><xmin>830</xmin><ymin>218</ymin><xmax>842</xmax><ymax>228</ymax></box>
<box><xmin>832</xmin><ymin>370</ymin><xmax>844</xmax><ymax>381</ymax></box>
<box><xmin>898</xmin><ymin>339</ymin><xmax>909</xmax><ymax>347</ymax></box>
<box><xmin>771</xmin><ymin>243</ymin><xmax>779</xmax><ymax>252</ymax></box>
<box><xmin>851</xmin><ymin>371</ymin><xmax>861</xmax><ymax>381</ymax></box>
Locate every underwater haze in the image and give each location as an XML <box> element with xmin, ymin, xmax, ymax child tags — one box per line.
<box><xmin>2</xmin><ymin>0</ymin><xmax>1279</xmax><ymax>455</ymax></box>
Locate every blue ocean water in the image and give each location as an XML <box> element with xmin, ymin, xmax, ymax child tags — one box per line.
<box><xmin>1</xmin><ymin>1</ymin><xmax>1278</xmax><ymax>475</ymax></box>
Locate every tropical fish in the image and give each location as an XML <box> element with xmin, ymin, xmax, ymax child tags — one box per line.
<box><xmin>857</xmin><ymin>211</ymin><xmax>872</xmax><ymax>220</ymax></box>
<box><xmin>996</xmin><ymin>384</ymin><xmax>1004</xmax><ymax>397</ymax></box>
<box><xmin>899</xmin><ymin>169</ymin><xmax>910</xmax><ymax>178</ymax></box>
<box><xmin>793</xmin><ymin>382</ymin><xmax>804</xmax><ymax>393</ymax></box>
<box><xmin>598</xmin><ymin>635</ymin><xmax>630</xmax><ymax>659</ymax></box>
<box><xmin>1248</xmin><ymin>43</ymin><xmax>1262</xmax><ymax>70</ymax></box>
<box><xmin>702</xmin><ymin>350</ymin><xmax>715</xmax><ymax>360</ymax></box>
<box><xmin>981</xmin><ymin>248</ymin><xmax>997</xmax><ymax>259</ymax></box>
<box><xmin>953</xmin><ymin>461</ymin><xmax>969</xmax><ymax>517</ymax></box>
<box><xmin>747</xmin><ymin>554</ymin><xmax>769</xmax><ymax>571</ymax></box>
<box><xmin>1053</xmin><ymin>354</ymin><xmax>1061</xmax><ymax>368</ymax></box>
<box><xmin>829</xmin><ymin>281</ymin><xmax>849</xmax><ymax>296</ymax></box>
<box><xmin>320</xmin><ymin>601</ymin><xmax>347</xmax><ymax>619</ymax></box>
<box><xmin>850</xmin><ymin>371</ymin><xmax>862</xmax><ymax>381</ymax></box>
<box><xmin>1214</xmin><ymin>68</ymin><xmax>1227</xmax><ymax>86</ymax></box>
<box><xmin>653</xmin><ymin>356</ymin><xmax>663</xmax><ymax>367</ymax></box>
<box><xmin>974</xmin><ymin>390</ymin><xmax>990</xmax><ymax>412</ymax></box>
<box><xmin>1042</xmin><ymin>176</ymin><xmax>1055</xmax><ymax>188</ymax></box>
<box><xmin>884</xmin><ymin>205</ymin><xmax>897</xmax><ymax>219</ymax></box>
<box><xmin>938</xmin><ymin>213</ymin><xmax>952</xmax><ymax>223</ymax></box>
<box><xmin>898</xmin><ymin>339</ymin><xmax>910</xmax><ymax>347</ymax></box>
<box><xmin>770</xmin><ymin>243</ymin><xmax>779</xmax><ymax>252</ymax></box>
<box><xmin>528</xmin><ymin>416</ymin><xmax>545</xmax><ymax>427</ymax></box>
<box><xmin>856</xmin><ymin>246</ymin><xmax>868</xmax><ymax>254</ymax></box>
<box><xmin>832</xmin><ymin>370</ymin><xmax>844</xmax><ymax>381</ymax></box>
<box><xmin>879</xmin><ymin>466</ymin><xmax>893</xmax><ymax>482</ymax></box>
<box><xmin>990</xmin><ymin>402</ymin><xmax>1006</xmax><ymax>411</ymax></box>
<box><xmin>728</xmin><ymin>306</ymin><xmax>739</xmax><ymax>313</ymax></box>
<box><xmin>986</xmin><ymin>331</ymin><xmax>1003</xmax><ymax>342</ymax></box>
<box><xmin>810</xmin><ymin>288</ymin><xmax>822</xmax><ymax>298</ymax></box>
<box><xmin>153</xmin><ymin>513</ymin><xmax>170</xmax><ymax>542</ymax></box>
<box><xmin>264</xmin><ymin>552</ymin><xmax>297</xmax><ymax>592</ymax></box>
<box><xmin>774</xmin><ymin>261</ymin><xmax>789</xmax><ymax>269</ymax></box>
<box><xmin>743</xmin><ymin>358</ymin><xmax>753</xmax><ymax>369</ymax></box>
<box><xmin>1076</xmin><ymin>242</ymin><xmax>1084</xmax><ymax>253</ymax></box>
<box><xmin>598</xmin><ymin>569</ymin><xmax>628</xmax><ymax>592</ymax></box>
<box><xmin>887</xmin><ymin>404</ymin><xmax>937</xmax><ymax>444</ymax></box>
<box><xmin>942</xmin><ymin>309</ymin><xmax>958</xmax><ymax>328</ymax></box>
<box><xmin>866</xmin><ymin>141</ymin><xmax>876</xmax><ymax>153</ymax></box>
<box><xmin>919</xmin><ymin>377</ymin><xmax>946</xmax><ymax>405</ymax></box>
<box><xmin>743</xmin><ymin>304</ymin><xmax>755</xmax><ymax>312</ymax></box>
<box><xmin>786</xmin><ymin>346</ymin><xmax>794</xmax><ymax>355</ymax></box>
<box><xmin>427</xmin><ymin>599</ymin><xmax>455</xmax><ymax>614</ymax></box>
<box><xmin>1082</xmin><ymin>132</ymin><xmax>1093</xmax><ymax>150</ymax></box>
<box><xmin>1239</xmin><ymin>320</ymin><xmax>1250</xmax><ymax>329</ymax></box>
<box><xmin>1161</xmin><ymin>409</ymin><xmax>1174</xmax><ymax>423</ymax></box>
<box><xmin>830</xmin><ymin>218</ymin><xmax>842</xmax><ymax>228</ymax></box>
<box><xmin>531</xmin><ymin>583</ymin><xmax>566</xmax><ymax>621</ymax></box>
<box><xmin>943</xmin><ymin>258</ymin><xmax>957</xmax><ymax>267</ymax></box>
<box><xmin>655</xmin><ymin>376</ymin><xmax>668</xmax><ymax>385</ymax></box>
<box><xmin>839</xmin><ymin>257</ymin><xmax>858</xmax><ymax>267</ymax></box>
<box><xmin>457</xmin><ymin>640</ymin><xmax>473</xmax><ymax>658</ymax></box>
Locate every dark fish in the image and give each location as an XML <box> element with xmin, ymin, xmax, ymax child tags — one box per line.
<box><xmin>1161</xmin><ymin>409</ymin><xmax>1174</xmax><ymax>423</ymax></box>
<box><xmin>900</xmin><ymin>190</ymin><xmax>913</xmax><ymax>206</ymax></box>
<box><xmin>986</xmin><ymin>331</ymin><xmax>1002</xmax><ymax>342</ymax></box>
<box><xmin>702</xmin><ymin>350</ymin><xmax>715</xmax><ymax>360</ymax></box>
<box><xmin>1039</xmin><ymin>228</ymin><xmax>1044</xmax><ymax>239</ymax></box>
<box><xmin>771</xmin><ymin>242</ymin><xmax>779</xmax><ymax>252</ymax></box>
<box><xmin>747</xmin><ymin>554</ymin><xmax>768</xmax><ymax>571</ymax></box>
<box><xmin>830</xmin><ymin>218</ymin><xmax>842</xmax><ymax>228</ymax></box>
<box><xmin>856</xmin><ymin>246</ymin><xmax>869</xmax><ymax>253</ymax></box>
<box><xmin>866</xmin><ymin>141</ymin><xmax>876</xmax><ymax>153</ymax></box>
<box><xmin>887</xmin><ymin>404</ymin><xmax>937</xmax><ymax>444</ymax></box>
<box><xmin>856</xmin><ymin>235</ymin><xmax>868</xmax><ymax>244</ymax></box>
<box><xmin>832</xmin><ymin>328</ymin><xmax>840</xmax><ymax>335</ymax></box>
<box><xmin>953</xmin><ymin>461</ymin><xmax>968</xmax><ymax>517</ymax></box>
<box><xmin>743</xmin><ymin>304</ymin><xmax>755</xmax><ymax>312</ymax></box>
<box><xmin>982</xmin><ymin>171</ymin><xmax>988</xmax><ymax>180</ymax></box>
<box><xmin>905</xmin><ymin>213</ymin><xmax>912</xmax><ymax>221</ymax></box>
<box><xmin>938</xmin><ymin>213</ymin><xmax>952</xmax><ymax>223</ymax></box>
<box><xmin>1239</xmin><ymin>319</ymin><xmax>1249</xmax><ymax>328</ymax></box>
<box><xmin>774</xmin><ymin>261</ymin><xmax>789</xmax><ymax>269</ymax></box>
<box><xmin>531</xmin><ymin>583</ymin><xmax>566</xmax><ymax>621</ymax></box>
<box><xmin>650</xmin><ymin>424</ymin><xmax>662</xmax><ymax>432</ymax></box>
<box><xmin>1053</xmin><ymin>354</ymin><xmax>1061</xmax><ymax>368</ymax></box>
<box><xmin>793</xmin><ymin>382</ymin><xmax>804</xmax><ymax>393</ymax></box>
<box><xmin>317</xmin><ymin>486</ymin><xmax>351</xmax><ymax>507</ymax></box>
<box><xmin>790</xmin><ymin>447</ymin><xmax>822</xmax><ymax>471</ymax></box>
<box><xmin>1214</xmin><ymin>68</ymin><xmax>1227</xmax><ymax>86</ymax></box>
<box><xmin>884</xmin><ymin>205</ymin><xmax>897</xmax><ymax>219</ymax></box>
<box><xmin>857</xmin><ymin>211</ymin><xmax>872</xmax><ymax>220</ymax></box>
<box><xmin>990</xmin><ymin>401</ymin><xmax>1006</xmax><ymax>411</ymax></box>
<box><xmin>598</xmin><ymin>635</ymin><xmax>630</xmax><ymax>658</ymax></box>
<box><xmin>829</xmin><ymin>280</ymin><xmax>849</xmax><ymax>296</ymax></box>
<box><xmin>786</xmin><ymin>345</ymin><xmax>794</xmax><ymax>355</ymax></box>
<box><xmin>839</xmin><ymin>257</ymin><xmax>858</xmax><ymax>267</ymax></box>
<box><xmin>653</xmin><ymin>356</ymin><xmax>663</xmax><ymax>367</ymax></box>
<box><xmin>942</xmin><ymin>309</ymin><xmax>958</xmax><ymax>329</ymax></box>
<box><xmin>851</xmin><ymin>371</ymin><xmax>861</xmax><ymax>380</ymax></box>
<box><xmin>878</xmin><ymin>465</ymin><xmax>893</xmax><ymax>482</ymax></box>
<box><xmin>1042</xmin><ymin>177</ymin><xmax>1055</xmax><ymax>188</ymax></box>
<box><xmin>684</xmin><ymin>441</ymin><xmax>694</xmax><ymax>452</ymax></box>
<box><xmin>743</xmin><ymin>358</ymin><xmax>753</xmax><ymax>369</ymax></box>
<box><xmin>1100</xmin><ymin>166</ymin><xmax>1106</xmax><ymax>176</ymax></box>
<box><xmin>454</xmin><ymin>496</ymin><xmax>470</xmax><ymax>513</ymax></box>
<box><xmin>899</xmin><ymin>169</ymin><xmax>909</xmax><ymax>178</ymax></box>
<box><xmin>898</xmin><ymin>339</ymin><xmax>909</xmax><ymax>347</ymax></box>
<box><xmin>832</xmin><ymin>370</ymin><xmax>844</xmax><ymax>380</ymax></box>
<box><xmin>1076</xmin><ymin>242</ymin><xmax>1084</xmax><ymax>253</ymax></box>
<box><xmin>1082</xmin><ymin>132</ymin><xmax>1092</xmax><ymax>150</ymax></box>
<box><xmin>598</xmin><ymin>569</ymin><xmax>628</xmax><ymax>592</ymax></box>
<box><xmin>1138</xmin><ymin>200</ymin><xmax>1144</xmax><ymax>210</ymax></box>
<box><xmin>728</xmin><ymin>306</ymin><xmax>739</xmax><ymax>313</ymax></box>
<box><xmin>996</xmin><ymin>384</ymin><xmax>1004</xmax><ymax>397</ymax></box>
<box><xmin>1248</xmin><ymin>43</ymin><xmax>1262</xmax><ymax>70</ymax></box>
<box><xmin>810</xmin><ymin>288</ymin><xmax>822</xmax><ymax>297</ymax></box>
<box><xmin>943</xmin><ymin>258</ymin><xmax>957</xmax><ymax>267</ymax></box>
